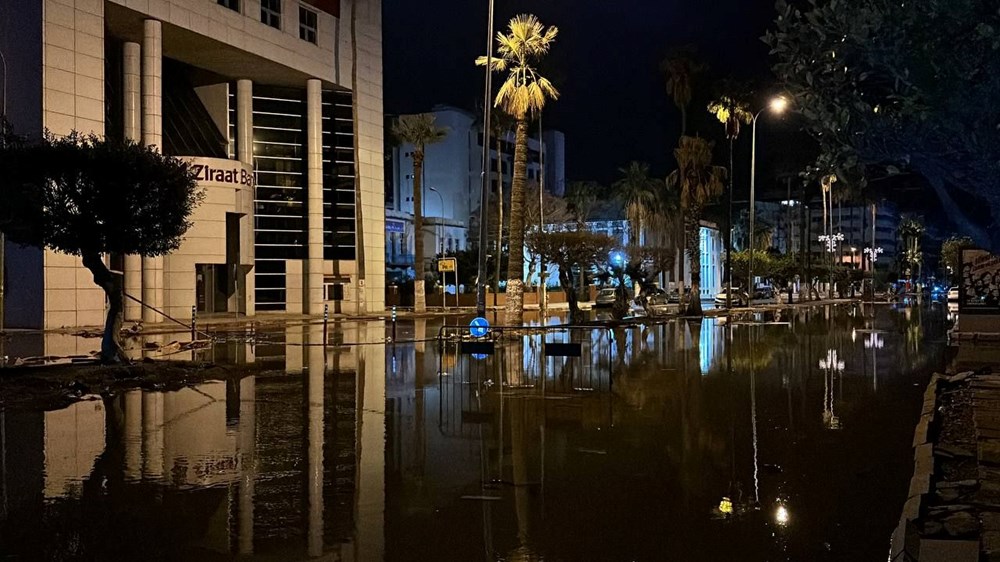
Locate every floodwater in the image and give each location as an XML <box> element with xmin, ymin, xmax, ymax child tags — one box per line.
<box><xmin>0</xmin><ymin>302</ymin><xmax>952</xmax><ymax>561</ymax></box>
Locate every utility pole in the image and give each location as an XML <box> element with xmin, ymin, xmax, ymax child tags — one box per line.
<box><xmin>475</xmin><ymin>0</ymin><xmax>496</xmax><ymax>318</ymax></box>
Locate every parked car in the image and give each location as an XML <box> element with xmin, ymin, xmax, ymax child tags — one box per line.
<box><xmin>948</xmin><ymin>287</ymin><xmax>960</xmax><ymax>302</ymax></box>
<box><xmin>645</xmin><ymin>293</ymin><xmax>673</xmax><ymax>316</ymax></box>
<box><xmin>594</xmin><ymin>287</ymin><xmax>619</xmax><ymax>308</ymax></box>
<box><xmin>667</xmin><ymin>288</ymin><xmax>681</xmax><ymax>303</ymax></box>
<box><xmin>714</xmin><ymin>288</ymin><xmax>748</xmax><ymax>308</ymax></box>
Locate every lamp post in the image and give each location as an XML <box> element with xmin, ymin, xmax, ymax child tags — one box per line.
<box><xmin>0</xmin><ymin>48</ymin><xmax>7</xmax><ymax>344</ymax></box>
<box><xmin>747</xmin><ymin>96</ymin><xmax>788</xmax><ymax>307</ymax></box>
<box><xmin>475</xmin><ymin>0</ymin><xmax>496</xmax><ymax>318</ymax></box>
<box><xmin>428</xmin><ymin>186</ymin><xmax>445</xmax><ymax>302</ymax></box>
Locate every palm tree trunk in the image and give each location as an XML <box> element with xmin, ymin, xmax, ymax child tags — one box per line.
<box><xmin>505</xmin><ymin>117</ymin><xmax>529</xmax><ymax>325</ymax></box>
<box><xmin>494</xmin><ymin>136</ymin><xmax>504</xmax><ymax>303</ymax></box>
<box><xmin>82</xmin><ymin>250</ymin><xmax>126</xmax><ymax>364</ymax></box>
<box><xmin>685</xmin><ymin>209</ymin><xmax>703</xmax><ymax>316</ymax></box>
<box><xmin>413</xmin><ymin>151</ymin><xmax>426</xmax><ymax>313</ymax></box>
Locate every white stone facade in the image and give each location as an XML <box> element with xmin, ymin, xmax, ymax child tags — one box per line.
<box><xmin>0</xmin><ymin>0</ymin><xmax>386</xmax><ymax>335</ymax></box>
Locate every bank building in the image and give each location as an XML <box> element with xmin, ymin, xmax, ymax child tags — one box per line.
<box><xmin>0</xmin><ymin>0</ymin><xmax>386</xmax><ymax>337</ymax></box>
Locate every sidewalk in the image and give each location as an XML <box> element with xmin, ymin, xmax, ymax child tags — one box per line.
<box><xmin>891</xmin><ymin>364</ymin><xmax>1000</xmax><ymax>561</ymax></box>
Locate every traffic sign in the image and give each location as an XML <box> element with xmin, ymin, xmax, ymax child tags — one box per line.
<box><xmin>470</xmin><ymin>317</ymin><xmax>489</xmax><ymax>338</ymax></box>
<box><xmin>437</xmin><ymin>258</ymin><xmax>457</xmax><ymax>272</ymax></box>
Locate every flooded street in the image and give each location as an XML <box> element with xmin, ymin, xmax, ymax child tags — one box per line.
<box><xmin>0</xmin><ymin>303</ymin><xmax>951</xmax><ymax>560</ymax></box>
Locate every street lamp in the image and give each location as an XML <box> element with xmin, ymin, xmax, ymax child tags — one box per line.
<box><xmin>0</xmin><ymin>48</ymin><xmax>7</xmax><ymax>344</ymax></box>
<box><xmin>427</xmin><ymin>186</ymin><xmax>445</xmax><ymax>254</ymax></box>
<box><xmin>475</xmin><ymin>0</ymin><xmax>496</xmax><ymax>318</ymax></box>
<box><xmin>747</xmin><ymin>96</ymin><xmax>788</xmax><ymax>306</ymax></box>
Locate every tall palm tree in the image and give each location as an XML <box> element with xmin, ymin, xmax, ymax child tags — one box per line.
<box><xmin>392</xmin><ymin>114</ymin><xmax>448</xmax><ymax>313</ymax></box>
<box><xmin>668</xmin><ymin>136</ymin><xmax>727</xmax><ymax>316</ymax></box>
<box><xmin>477</xmin><ymin>14</ymin><xmax>560</xmax><ymax>325</ymax></box>
<box><xmin>661</xmin><ymin>47</ymin><xmax>704</xmax><ymax>137</ymax></box>
<box><xmin>489</xmin><ymin>109</ymin><xmax>515</xmax><ymax>297</ymax></box>
<box><xmin>708</xmin><ymin>93</ymin><xmax>753</xmax><ymax>306</ymax></box>
<box><xmin>898</xmin><ymin>217</ymin><xmax>925</xmax><ymax>283</ymax></box>
<box><xmin>613</xmin><ymin>161</ymin><xmax>660</xmax><ymax>246</ymax></box>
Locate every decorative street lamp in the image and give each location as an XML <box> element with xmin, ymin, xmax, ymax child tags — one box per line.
<box><xmin>863</xmin><ymin>246</ymin><xmax>883</xmax><ymax>267</ymax></box>
<box><xmin>747</xmin><ymin>96</ymin><xmax>789</xmax><ymax>307</ymax></box>
<box><xmin>818</xmin><ymin>232</ymin><xmax>845</xmax><ymax>253</ymax></box>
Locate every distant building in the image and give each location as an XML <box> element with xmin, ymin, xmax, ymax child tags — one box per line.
<box><xmin>385</xmin><ymin>105</ymin><xmax>565</xmax><ymax>281</ymax></box>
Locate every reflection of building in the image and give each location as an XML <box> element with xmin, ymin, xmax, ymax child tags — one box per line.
<box><xmin>1</xmin><ymin>0</ymin><xmax>385</xmax><ymax>331</ymax></box>
<box><xmin>384</xmin><ymin>105</ymin><xmax>566</xmax><ymax>280</ymax></box>
<box><xmin>0</xmin><ymin>323</ymin><xmax>387</xmax><ymax>558</ymax></box>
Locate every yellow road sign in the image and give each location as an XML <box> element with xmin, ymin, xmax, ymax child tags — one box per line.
<box><xmin>437</xmin><ymin>258</ymin><xmax>457</xmax><ymax>273</ymax></box>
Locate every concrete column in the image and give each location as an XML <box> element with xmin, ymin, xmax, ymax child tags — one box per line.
<box><xmin>141</xmin><ymin>20</ymin><xmax>163</xmax><ymax>322</ymax></box>
<box><xmin>123</xmin><ymin>42</ymin><xmax>143</xmax><ymax>321</ymax></box>
<box><xmin>235</xmin><ymin>79</ymin><xmax>255</xmax><ymax>316</ymax></box>
<box><xmin>305</xmin><ymin>80</ymin><xmax>324</xmax><ymax>314</ymax></box>
<box><xmin>306</xmin><ymin>325</ymin><xmax>325</xmax><ymax>557</ymax></box>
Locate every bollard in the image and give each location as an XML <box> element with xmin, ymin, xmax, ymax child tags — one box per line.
<box><xmin>190</xmin><ymin>306</ymin><xmax>197</xmax><ymax>341</ymax></box>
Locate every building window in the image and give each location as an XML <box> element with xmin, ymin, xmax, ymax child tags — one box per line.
<box><xmin>261</xmin><ymin>0</ymin><xmax>281</xmax><ymax>28</ymax></box>
<box><xmin>218</xmin><ymin>0</ymin><xmax>240</xmax><ymax>12</ymax></box>
<box><xmin>299</xmin><ymin>6</ymin><xmax>318</xmax><ymax>43</ymax></box>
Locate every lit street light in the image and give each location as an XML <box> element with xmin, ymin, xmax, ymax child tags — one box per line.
<box><xmin>747</xmin><ymin>96</ymin><xmax>788</xmax><ymax>306</ymax></box>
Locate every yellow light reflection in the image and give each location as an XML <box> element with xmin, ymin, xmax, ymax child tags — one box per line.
<box><xmin>719</xmin><ymin>497</ymin><xmax>734</xmax><ymax>515</ymax></box>
<box><xmin>775</xmin><ymin>504</ymin><xmax>790</xmax><ymax>526</ymax></box>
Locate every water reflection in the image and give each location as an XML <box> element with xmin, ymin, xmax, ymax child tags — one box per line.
<box><xmin>0</xmin><ymin>305</ymin><xmax>949</xmax><ymax>561</ymax></box>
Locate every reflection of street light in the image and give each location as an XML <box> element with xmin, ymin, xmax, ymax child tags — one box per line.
<box><xmin>775</xmin><ymin>504</ymin><xmax>790</xmax><ymax>526</ymax></box>
<box><xmin>748</xmin><ymin>96</ymin><xmax>789</xmax><ymax>306</ymax></box>
<box><xmin>820</xmin><ymin>349</ymin><xmax>844</xmax><ymax>430</ymax></box>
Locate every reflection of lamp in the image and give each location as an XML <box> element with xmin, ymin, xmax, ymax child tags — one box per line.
<box><xmin>864</xmin><ymin>333</ymin><xmax>884</xmax><ymax>350</ymax></box>
<box><xmin>775</xmin><ymin>504</ymin><xmax>790</xmax><ymax>526</ymax></box>
<box><xmin>820</xmin><ymin>349</ymin><xmax>844</xmax><ymax>430</ymax></box>
<box><xmin>719</xmin><ymin>497</ymin><xmax>734</xmax><ymax>515</ymax></box>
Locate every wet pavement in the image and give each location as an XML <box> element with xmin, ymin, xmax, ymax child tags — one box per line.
<box><xmin>0</xmin><ymin>302</ymin><xmax>953</xmax><ymax>560</ymax></box>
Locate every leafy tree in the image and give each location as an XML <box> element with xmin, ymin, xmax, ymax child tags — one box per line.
<box><xmin>668</xmin><ymin>136</ymin><xmax>727</xmax><ymax>315</ymax></box>
<box><xmin>940</xmin><ymin>235</ymin><xmax>976</xmax><ymax>284</ymax></box>
<box><xmin>527</xmin><ymin>229</ymin><xmax>614</xmax><ymax>323</ymax></box>
<box><xmin>766</xmin><ymin>0</ymin><xmax>1000</xmax><ymax>248</ymax></box>
<box><xmin>0</xmin><ymin>132</ymin><xmax>200</xmax><ymax>363</ymax></box>
<box><xmin>391</xmin><ymin>113</ymin><xmax>448</xmax><ymax>312</ymax></box>
<box><xmin>477</xmin><ymin>14</ymin><xmax>560</xmax><ymax>325</ymax></box>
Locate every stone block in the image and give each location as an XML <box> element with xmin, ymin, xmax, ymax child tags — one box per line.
<box><xmin>980</xmin><ymin>440</ymin><xmax>1000</xmax><ymax>465</ymax></box>
<box><xmin>918</xmin><ymin>539</ymin><xmax>980</xmax><ymax>562</ymax></box>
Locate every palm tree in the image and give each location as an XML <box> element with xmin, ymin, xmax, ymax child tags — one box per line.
<box><xmin>898</xmin><ymin>217</ymin><xmax>926</xmax><ymax>284</ymax></box>
<box><xmin>391</xmin><ymin>114</ymin><xmax>448</xmax><ymax>313</ymax></box>
<box><xmin>661</xmin><ymin>47</ymin><xmax>704</xmax><ymax>136</ymax></box>
<box><xmin>668</xmin><ymin>136</ymin><xmax>727</xmax><ymax>316</ymax></box>
<box><xmin>477</xmin><ymin>14</ymin><xmax>560</xmax><ymax>325</ymax></box>
<box><xmin>613</xmin><ymin>162</ymin><xmax>660</xmax><ymax>246</ymax></box>
<box><xmin>708</xmin><ymin>93</ymin><xmax>753</xmax><ymax>306</ymax></box>
<box><xmin>489</xmin><ymin>109</ymin><xmax>515</xmax><ymax>298</ymax></box>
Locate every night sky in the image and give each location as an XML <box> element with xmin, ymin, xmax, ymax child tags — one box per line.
<box><xmin>381</xmin><ymin>0</ymin><xmax>783</xmax><ymax>186</ymax></box>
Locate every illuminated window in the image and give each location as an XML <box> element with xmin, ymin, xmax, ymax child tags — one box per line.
<box><xmin>261</xmin><ymin>0</ymin><xmax>281</xmax><ymax>28</ymax></box>
<box><xmin>299</xmin><ymin>6</ymin><xmax>318</xmax><ymax>43</ymax></box>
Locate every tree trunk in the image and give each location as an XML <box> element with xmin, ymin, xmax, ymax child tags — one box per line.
<box><xmin>413</xmin><ymin>150</ymin><xmax>426</xmax><ymax>313</ymax></box>
<box><xmin>505</xmin><ymin>117</ymin><xmax>529</xmax><ymax>325</ymax></box>
<box><xmin>684</xmin><ymin>210</ymin><xmax>703</xmax><ymax>316</ymax></box>
<box><xmin>82</xmin><ymin>250</ymin><xmax>126</xmax><ymax>364</ymax></box>
<box><xmin>350</xmin><ymin>0</ymin><xmax>366</xmax><ymax>314</ymax></box>
<box><xmin>560</xmin><ymin>268</ymin><xmax>582</xmax><ymax>324</ymax></box>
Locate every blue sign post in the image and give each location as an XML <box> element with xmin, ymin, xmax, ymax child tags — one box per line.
<box><xmin>470</xmin><ymin>317</ymin><xmax>490</xmax><ymax>338</ymax></box>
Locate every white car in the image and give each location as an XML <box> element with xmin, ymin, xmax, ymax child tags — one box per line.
<box><xmin>948</xmin><ymin>287</ymin><xmax>960</xmax><ymax>302</ymax></box>
<box><xmin>714</xmin><ymin>289</ymin><xmax>748</xmax><ymax>308</ymax></box>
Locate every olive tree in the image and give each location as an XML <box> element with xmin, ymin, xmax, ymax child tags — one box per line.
<box><xmin>0</xmin><ymin>132</ymin><xmax>201</xmax><ymax>363</ymax></box>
